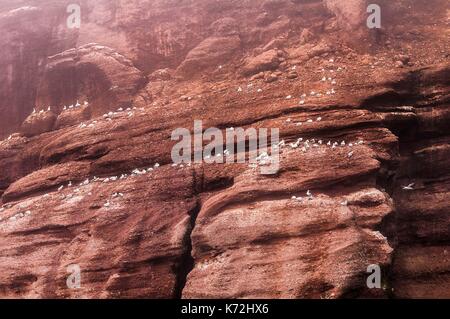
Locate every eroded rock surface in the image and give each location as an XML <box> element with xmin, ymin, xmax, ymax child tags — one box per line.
<box><xmin>0</xmin><ymin>0</ymin><xmax>449</xmax><ymax>299</ymax></box>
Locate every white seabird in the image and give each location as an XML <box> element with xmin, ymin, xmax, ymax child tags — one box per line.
<box><xmin>402</xmin><ymin>183</ymin><xmax>415</xmax><ymax>190</ymax></box>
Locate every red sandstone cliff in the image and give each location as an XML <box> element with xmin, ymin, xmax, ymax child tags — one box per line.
<box><xmin>0</xmin><ymin>0</ymin><xmax>449</xmax><ymax>298</ymax></box>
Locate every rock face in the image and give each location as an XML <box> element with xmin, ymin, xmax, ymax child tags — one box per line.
<box><xmin>36</xmin><ymin>44</ymin><xmax>146</xmax><ymax>116</ymax></box>
<box><xmin>0</xmin><ymin>0</ymin><xmax>449</xmax><ymax>299</ymax></box>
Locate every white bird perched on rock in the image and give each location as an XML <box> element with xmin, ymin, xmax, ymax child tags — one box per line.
<box><xmin>307</xmin><ymin>119</ymin><xmax>313</xmax><ymax>123</ymax></box>
<box><xmin>299</xmin><ymin>100</ymin><xmax>305</xmax><ymax>105</ymax></box>
<box><xmin>47</xmin><ymin>106</ymin><xmax>51</xmax><ymax>111</ymax></box>
<box><xmin>76</xmin><ymin>100</ymin><xmax>81</xmax><ymax>107</ymax></box>
<box><xmin>286</xmin><ymin>95</ymin><xmax>292</xmax><ymax>99</ymax></box>
<box><xmin>402</xmin><ymin>183</ymin><xmax>415</xmax><ymax>190</ymax></box>
<box><xmin>69</xmin><ymin>104</ymin><xmax>74</xmax><ymax>109</ymax></box>
<box><xmin>316</xmin><ymin>117</ymin><xmax>322</xmax><ymax>122</ymax></box>
<box><xmin>341</xmin><ymin>200</ymin><xmax>348</xmax><ymax>206</ymax></box>
<box><xmin>32</xmin><ymin>108</ymin><xmax>36</xmax><ymax>114</ymax></box>
<box><xmin>327</xmin><ymin>141</ymin><xmax>331</xmax><ymax>146</ymax></box>
<box><xmin>306</xmin><ymin>190</ymin><xmax>313</xmax><ymax>198</ymax></box>
<box><xmin>348</xmin><ymin>151</ymin><xmax>354</xmax><ymax>158</ymax></box>
<box><xmin>117</xmin><ymin>107</ymin><xmax>123</xmax><ymax>112</ymax></box>
<box><xmin>58</xmin><ymin>185</ymin><xmax>64</xmax><ymax>191</ymax></box>
<box><xmin>68</xmin><ymin>181</ymin><xmax>72</xmax><ymax>187</ymax></box>
<box><xmin>84</xmin><ymin>101</ymin><xmax>89</xmax><ymax>106</ymax></box>
<box><xmin>237</xmin><ymin>87</ymin><xmax>243</xmax><ymax>92</ymax></box>
<box><xmin>39</xmin><ymin>110</ymin><xmax>44</xmax><ymax>114</ymax></box>
<box><xmin>154</xmin><ymin>163</ymin><xmax>160</xmax><ymax>168</ymax></box>
<box><xmin>63</xmin><ymin>105</ymin><xmax>67</xmax><ymax>111</ymax></box>
<box><xmin>257</xmin><ymin>88</ymin><xmax>262</xmax><ymax>93</ymax></box>
<box><xmin>7</xmin><ymin>135</ymin><xmax>12</xmax><ymax>141</ymax></box>
<box><xmin>341</xmin><ymin>141</ymin><xmax>346</xmax><ymax>146</ymax></box>
<box><xmin>321</xmin><ymin>77</ymin><xmax>326</xmax><ymax>82</ymax></box>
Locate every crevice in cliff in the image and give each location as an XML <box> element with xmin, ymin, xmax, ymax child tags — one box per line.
<box><xmin>172</xmin><ymin>173</ymin><xmax>202</xmax><ymax>299</ymax></box>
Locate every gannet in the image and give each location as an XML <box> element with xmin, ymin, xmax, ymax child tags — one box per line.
<box><xmin>237</xmin><ymin>87</ymin><xmax>243</xmax><ymax>92</ymax></box>
<box><xmin>257</xmin><ymin>88</ymin><xmax>262</xmax><ymax>92</ymax></box>
<box><xmin>307</xmin><ymin>190</ymin><xmax>312</xmax><ymax>198</ymax></box>
<box><xmin>68</xmin><ymin>181</ymin><xmax>72</xmax><ymax>187</ymax></box>
<box><xmin>104</xmin><ymin>201</ymin><xmax>110</xmax><ymax>208</ymax></box>
<box><xmin>76</xmin><ymin>100</ymin><xmax>81</xmax><ymax>107</ymax></box>
<box><xmin>84</xmin><ymin>101</ymin><xmax>89</xmax><ymax>106</ymax></box>
<box><xmin>154</xmin><ymin>163</ymin><xmax>160</xmax><ymax>168</ymax></box>
<box><xmin>307</xmin><ymin>119</ymin><xmax>313</xmax><ymax>123</ymax></box>
<box><xmin>321</xmin><ymin>77</ymin><xmax>326</xmax><ymax>82</ymax></box>
<box><xmin>32</xmin><ymin>108</ymin><xmax>36</xmax><ymax>114</ymax></box>
<box><xmin>341</xmin><ymin>141</ymin><xmax>346</xmax><ymax>146</ymax></box>
<box><xmin>327</xmin><ymin>141</ymin><xmax>331</xmax><ymax>146</ymax></box>
<box><xmin>118</xmin><ymin>108</ymin><xmax>123</xmax><ymax>112</ymax></box>
<box><xmin>317</xmin><ymin>117</ymin><xmax>322</xmax><ymax>122</ymax></box>
<box><xmin>341</xmin><ymin>201</ymin><xmax>348</xmax><ymax>206</ymax></box>
<box><xmin>286</xmin><ymin>95</ymin><xmax>292</xmax><ymax>99</ymax></box>
<box><xmin>7</xmin><ymin>135</ymin><xmax>12</xmax><ymax>141</ymax></box>
<box><xmin>348</xmin><ymin>151</ymin><xmax>354</xmax><ymax>158</ymax></box>
<box><xmin>47</xmin><ymin>106</ymin><xmax>51</xmax><ymax>111</ymax></box>
<box><xmin>58</xmin><ymin>185</ymin><xmax>64</xmax><ymax>191</ymax></box>
<box><xmin>39</xmin><ymin>110</ymin><xmax>44</xmax><ymax>114</ymax></box>
<box><xmin>299</xmin><ymin>100</ymin><xmax>305</xmax><ymax>105</ymax></box>
<box><xmin>402</xmin><ymin>183</ymin><xmax>415</xmax><ymax>190</ymax></box>
<box><xmin>63</xmin><ymin>106</ymin><xmax>67</xmax><ymax>110</ymax></box>
<box><xmin>286</xmin><ymin>118</ymin><xmax>291</xmax><ymax>122</ymax></box>
<box><xmin>69</xmin><ymin>104</ymin><xmax>74</xmax><ymax>109</ymax></box>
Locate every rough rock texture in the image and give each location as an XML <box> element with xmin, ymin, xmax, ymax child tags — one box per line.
<box><xmin>0</xmin><ymin>0</ymin><xmax>449</xmax><ymax>299</ymax></box>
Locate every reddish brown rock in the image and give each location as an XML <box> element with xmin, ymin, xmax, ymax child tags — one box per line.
<box><xmin>0</xmin><ymin>0</ymin><xmax>449</xmax><ymax>300</ymax></box>
<box><xmin>20</xmin><ymin>111</ymin><xmax>57</xmax><ymax>137</ymax></box>
<box><xmin>36</xmin><ymin>44</ymin><xmax>146</xmax><ymax>117</ymax></box>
